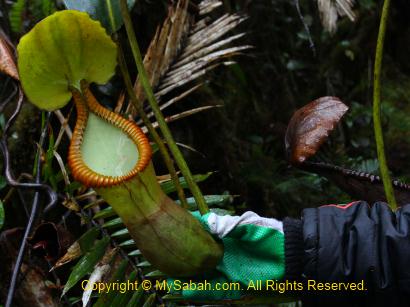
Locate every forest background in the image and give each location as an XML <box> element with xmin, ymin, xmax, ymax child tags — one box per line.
<box><xmin>1</xmin><ymin>0</ymin><xmax>410</xmax><ymax>305</ymax></box>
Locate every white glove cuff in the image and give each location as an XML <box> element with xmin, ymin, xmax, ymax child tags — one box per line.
<box><xmin>207</xmin><ymin>211</ymin><xmax>283</xmax><ymax>238</ymax></box>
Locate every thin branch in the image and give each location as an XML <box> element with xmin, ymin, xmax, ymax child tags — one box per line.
<box><xmin>5</xmin><ymin>112</ymin><xmax>51</xmax><ymax>307</ymax></box>
<box><xmin>120</xmin><ymin>0</ymin><xmax>209</xmax><ymax>214</ymax></box>
<box><xmin>137</xmin><ymin>84</ymin><xmax>203</xmax><ymax>125</ymax></box>
<box><xmin>294</xmin><ymin>0</ymin><xmax>316</xmax><ymax>56</ymax></box>
<box><xmin>116</xmin><ymin>38</ymin><xmax>189</xmax><ymax>209</ymax></box>
<box><xmin>0</xmin><ymin>88</ymin><xmax>57</xmax><ymax>207</ymax></box>
<box><xmin>373</xmin><ymin>0</ymin><xmax>397</xmax><ymax>209</ymax></box>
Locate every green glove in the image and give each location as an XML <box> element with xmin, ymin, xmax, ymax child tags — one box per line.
<box><xmin>168</xmin><ymin>211</ymin><xmax>285</xmax><ymax>301</ymax></box>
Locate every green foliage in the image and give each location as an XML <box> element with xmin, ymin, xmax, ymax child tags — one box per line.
<box><xmin>62</xmin><ymin>237</ymin><xmax>110</xmax><ymax>297</ymax></box>
<box><xmin>102</xmin><ymin>217</ymin><xmax>122</xmax><ymax>228</ymax></box>
<box><xmin>29</xmin><ymin>0</ymin><xmax>56</xmax><ymax>22</ymax></box>
<box><xmin>175</xmin><ymin>194</ymin><xmax>234</xmax><ymax>211</ymax></box>
<box><xmin>62</xmin><ymin>172</ymin><xmax>233</xmax><ymax>305</ymax></box>
<box><xmin>0</xmin><ymin>200</ymin><xmax>4</xmax><ymax>231</ymax></box>
<box><xmin>160</xmin><ymin>172</ymin><xmax>213</xmax><ymax>194</ymax></box>
<box><xmin>141</xmin><ymin>293</ymin><xmax>156</xmax><ymax>307</ymax></box>
<box><xmin>125</xmin><ymin>285</ymin><xmax>144</xmax><ymax>307</ymax></box>
<box><xmin>93</xmin><ymin>259</ymin><xmax>128</xmax><ymax>307</ymax></box>
<box><xmin>9</xmin><ymin>0</ymin><xmax>57</xmax><ymax>33</ymax></box>
<box><xmin>63</xmin><ymin>0</ymin><xmax>136</xmax><ymax>33</ymax></box>
<box><xmin>78</xmin><ymin>227</ymin><xmax>101</xmax><ymax>253</ymax></box>
<box><xmin>0</xmin><ymin>172</ymin><xmax>7</xmax><ymax>234</ymax></box>
<box><xmin>9</xmin><ymin>0</ymin><xmax>25</xmax><ymax>33</ymax></box>
<box><xmin>5</xmin><ymin>0</ymin><xmax>410</xmax><ymax>305</ymax></box>
<box><xmin>17</xmin><ymin>10</ymin><xmax>118</xmax><ymax>110</ymax></box>
<box><xmin>93</xmin><ymin>207</ymin><xmax>116</xmax><ymax>219</ymax></box>
<box><xmin>40</xmin><ymin>0</ymin><xmax>55</xmax><ymax>16</ymax></box>
<box><xmin>110</xmin><ymin>271</ymin><xmax>138</xmax><ymax>306</ymax></box>
<box><xmin>43</xmin><ymin>129</ymin><xmax>57</xmax><ymax>189</ymax></box>
<box><xmin>0</xmin><ymin>176</ymin><xmax>6</xmax><ymax>190</ymax></box>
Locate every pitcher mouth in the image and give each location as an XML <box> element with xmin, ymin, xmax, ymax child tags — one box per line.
<box><xmin>68</xmin><ymin>83</ymin><xmax>152</xmax><ymax>188</ymax></box>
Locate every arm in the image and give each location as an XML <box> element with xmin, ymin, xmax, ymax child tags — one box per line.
<box><xmin>285</xmin><ymin>201</ymin><xmax>410</xmax><ymax>294</ymax></box>
<box><xmin>175</xmin><ymin>201</ymin><xmax>410</xmax><ymax>301</ymax></box>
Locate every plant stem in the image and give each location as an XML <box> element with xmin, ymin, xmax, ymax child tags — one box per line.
<box><xmin>373</xmin><ymin>0</ymin><xmax>397</xmax><ymax>210</ymax></box>
<box><xmin>6</xmin><ymin>112</ymin><xmax>50</xmax><ymax>307</ymax></box>
<box><xmin>119</xmin><ymin>0</ymin><xmax>209</xmax><ymax>214</ymax></box>
<box><xmin>116</xmin><ymin>39</ymin><xmax>189</xmax><ymax>209</ymax></box>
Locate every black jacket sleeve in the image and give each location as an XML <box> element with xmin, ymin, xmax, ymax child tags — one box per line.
<box><xmin>283</xmin><ymin>201</ymin><xmax>410</xmax><ymax>296</ymax></box>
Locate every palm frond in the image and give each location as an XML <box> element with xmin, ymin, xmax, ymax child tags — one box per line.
<box><xmin>50</xmin><ymin>1</ymin><xmax>247</xmax><ymax>304</ymax></box>
<box><xmin>126</xmin><ymin>0</ymin><xmax>250</xmax><ymax>118</ymax></box>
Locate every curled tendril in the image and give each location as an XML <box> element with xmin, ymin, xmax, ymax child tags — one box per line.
<box><xmin>0</xmin><ymin>84</ymin><xmax>57</xmax><ymax>207</ymax></box>
<box><xmin>1</xmin><ymin>84</ymin><xmax>57</xmax><ymax>307</ymax></box>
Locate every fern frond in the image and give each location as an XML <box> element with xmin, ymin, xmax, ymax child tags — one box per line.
<box><xmin>50</xmin><ymin>2</ymin><xmax>245</xmax><ymax>304</ymax></box>
<box><xmin>28</xmin><ymin>0</ymin><xmax>56</xmax><ymax>23</ymax></box>
<box><xmin>126</xmin><ymin>0</ymin><xmax>250</xmax><ymax>118</ymax></box>
<box><xmin>41</xmin><ymin>0</ymin><xmax>55</xmax><ymax>16</ymax></box>
<box><xmin>9</xmin><ymin>0</ymin><xmax>26</xmax><ymax>33</ymax></box>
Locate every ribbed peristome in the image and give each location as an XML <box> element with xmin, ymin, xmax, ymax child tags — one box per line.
<box><xmin>68</xmin><ymin>85</ymin><xmax>152</xmax><ymax>188</ymax></box>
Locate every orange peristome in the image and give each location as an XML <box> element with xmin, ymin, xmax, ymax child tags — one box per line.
<box><xmin>68</xmin><ymin>86</ymin><xmax>152</xmax><ymax>188</ymax></box>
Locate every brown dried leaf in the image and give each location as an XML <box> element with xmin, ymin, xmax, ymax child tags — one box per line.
<box><xmin>198</xmin><ymin>0</ymin><xmax>223</xmax><ymax>15</ymax></box>
<box><xmin>28</xmin><ymin>222</ymin><xmax>72</xmax><ymax>261</ymax></box>
<box><xmin>0</xmin><ymin>228</ymin><xmax>60</xmax><ymax>306</ymax></box>
<box><xmin>157</xmin><ymin>173</ymin><xmax>173</xmax><ymax>182</ymax></box>
<box><xmin>146</xmin><ymin>105</ymin><xmax>222</xmax><ymax>131</ymax></box>
<box><xmin>0</xmin><ymin>29</ymin><xmax>19</xmax><ymax>79</ymax></box>
<box><xmin>63</xmin><ymin>197</ymin><xmax>81</xmax><ymax>212</ymax></box>
<box><xmin>51</xmin><ymin>242</ymin><xmax>81</xmax><ymax>271</ymax></box>
<box><xmin>317</xmin><ymin>0</ymin><xmax>356</xmax><ymax>34</ymax></box>
<box><xmin>136</xmin><ymin>84</ymin><xmax>202</xmax><ymax>125</ymax></box>
<box><xmin>285</xmin><ymin>96</ymin><xmax>349</xmax><ymax>165</ymax></box>
<box><xmin>131</xmin><ymin>0</ymin><xmax>190</xmax><ymax>111</ymax></box>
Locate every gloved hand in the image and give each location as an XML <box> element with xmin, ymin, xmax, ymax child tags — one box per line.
<box><xmin>168</xmin><ymin>211</ymin><xmax>285</xmax><ymax>301</ymax></box>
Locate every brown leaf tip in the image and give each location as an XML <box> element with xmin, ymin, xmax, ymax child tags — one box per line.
<box><xmin>285</xmin><ymin>96</ymin><xmax>349</xmax><ymax>165</ymax></box>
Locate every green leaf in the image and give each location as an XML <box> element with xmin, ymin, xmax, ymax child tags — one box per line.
<box><xmin>62</xmin><ymin>236</ymin><xmax>110</xmax><ymax>297</ymax></box>
<box><xmin>136</xmin><ymin>261</ymin><xmax>150</xmax><ymax>268</ymax></box>
<box><xmin>93</xmin><ymin>206</ymin><xmax>115</xmax><ymax>219</ymax></box>
<box><xmin>128</xmin><ymin>249</ymin><xmax>141</xmax><ymax>257</ymax></box>
<box><xmin>111</xmin><ymin>228</ymin><xmax>129</xmax><ymax>237</ymax></box>
<box><xmin>51</xmin><ymin>227</ymin><xmax>99</xmax><ymax>271</ymax></box>
<box><xmin>9</xmin><ymin>0</ymin><xmax>25</xmax><ymax>33</ymax></box>
<box><xmin>0</xmin><ymin>176</ymin><xmax>6</xmax><ymax>190</ymax></box>
<box><xmin>43</xmin><ymin>129</ymin><xmax>58</xmax><ymax>189</ymax></box>
<box><xmin>126</xmin><ymin>284</ymin><xmax>144</xmax><ymax>307</ymax></box>
<box><xmin>41</xmin><ymin>0</ymin><xmax>56</xmax><ymax>16</ymax></box>
<box><xmin>102</xmin><ymin>217</ymin><xmax>123</xmax><ymax>228</ymax></box>
<box><xmin>175</xmin><ymin>194</ymin><xmax>233</xmax><ymax>210</ymax></box>
<box><xmin>93</xmin><ymin>259</ymin><xmax>128</xmax><ymax>307</ymax></box>
<box><xmin>17</xmin><ymin>10</ymin><xmax>117</xmax><ymax>111</ymax></box>
<box><xmin>64</xmin><ymin>181</ymin><xmax>83</xmax><ymax>195</ymax></box>
<box><xmin>160</xmin><ymin>172</ymin><xmax>213</xmax><ymax>194</ymax></box>
<box><xmin>29</xmin><ymin>0</ymin><xmax>56</xmax><ymax>21</ymax></box>
<box><xmin>0</xmin><ymin>114</ymin><xmax>5</xmax><ymax>130</ymax></box>
<box><xmin>63</xmin><ymin>0</ymin><xmax>136</xmax><ymax>33</ymax></box>
<box><xmin>145</xmin><ymin>270</ymin><xmax>165</xmax><ymax>278</ymax></box>
<box><xmin>110</xmin><ymin>271</ymin><xmax>138</xmax><ymax>307</ymax></box>
<box><xmin>118</xmin><ymin>239</ymin><xmax>135</xmax><ymax>247</ymax></box>
<box><xmin>78</xmin><ymin>227</ymin><xmax>100</xmax><ymax>253</ymax></box>
<box><xmin>0</xmin><ymin>200</ymin><xmax>5</xmax><ymax>231</ymax></box>
<box><xmin>142</xmin><ymin>293</ymin><xmax>156</xmax><ymax>307</ymax></box>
